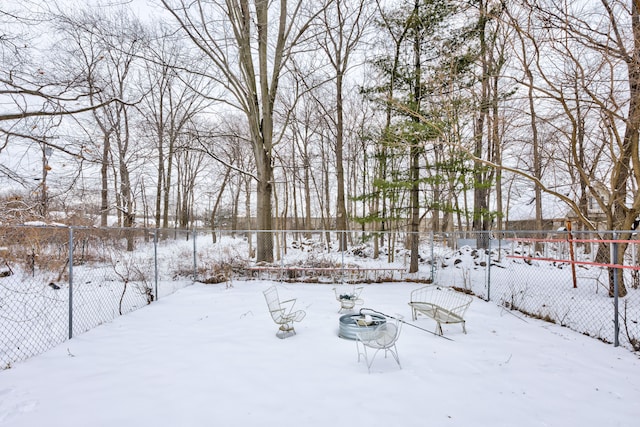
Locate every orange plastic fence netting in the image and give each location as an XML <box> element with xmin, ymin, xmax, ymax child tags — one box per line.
<box><xmin>503</xmin><ymin>237</ymin><xmax>639</xmax><ymax>270</ymax></box>
<box><xmin>506</xmin><ymin>254</ymin><xmax>640</xmax><ymax>271</ymax></box>
<box><xmin>504</xmin><ymin>237</ymin><xmax>639</xmax><ymax>244</ymax></box>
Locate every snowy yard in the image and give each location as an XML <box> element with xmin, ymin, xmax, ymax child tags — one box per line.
<box><xmin>1</xmin><ymin>280</ymin><xmax>639</xmax><ymax>427</ymax></box>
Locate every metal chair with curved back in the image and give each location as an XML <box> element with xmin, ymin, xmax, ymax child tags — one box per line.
<box><xmin>333</xmin><ymin>285</ymin><xmax>364</xmax><ymax>312</ymax></box>
<box><xmin>263</xmin><ymin>286</ymin><xmax>306</xmax><ymax>339</ymax></box>
<box><xmin>355</xmin><ymin>316</ymin><xmax>402</xmax><ymax>373</ymax></box>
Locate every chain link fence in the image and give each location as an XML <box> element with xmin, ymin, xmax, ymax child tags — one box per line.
<box><xmin>425</xmin><ymin>230</ymin><xmax>639</xmax><ymax>351</ymax></box>
<box><xmin>2</xmin><ymin>225</ymin><xmax>638</xmax><ymax>369</ymax></box>
<box><xmin>481</xmin><ymin>230</ymin><xmax>640</xmax><ymax>350</ymax></box>
<box><xmin>0</xmin><ymin>226</ymin><xmax>195</xmax><ymax>369</ymax></box>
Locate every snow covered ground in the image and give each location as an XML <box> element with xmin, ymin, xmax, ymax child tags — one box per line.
<box><xmin>1</xmin><ymin>280</ymin><xmax>639</xmax><ymax>427</ymax></box>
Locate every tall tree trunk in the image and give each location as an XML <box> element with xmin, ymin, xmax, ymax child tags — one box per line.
<box><xmin>209</xmin><ymin>168</ymin><xmax>231</xmax><ymax>243</ymax></box>
<box><xmin>154</xmin><ymin>111</ymin><xmax>164</xmax><ymax>229</ymax></box>
<box><xmin>492</xmin><ymin>71</ymin><xmax>503</xmax><ymax>232</ymax></box>
<box><xmin>336</xmin><ymin>70</ymin><xmax>348</xmax><ymax>250</ymax></box>
<box><xmin>607</xmin><ymin>0</ymin><xmax>640</xmax><ymax>297</ymax></box>
<box><xmin>162</xmin><ymin>136</ymin><xmax>174</xmax><ymax>231</ymax></box>
<box><xmin>231</xmin><ymin>182</ymin><xmax>239</xmax><ymax>238</ymax></box>
<box><xmin>304</xmin><ymin>141</ymin><xmax>312</xmax><ymax>238</ymax></box>
<box><xmin>245</xmin><ymin>177</ymin><xmax>254</xmax><ymax>257</ymax></box>
<box><xmin>323</xmin><ymin>137</ymin><xmax>332</xmax><ymax>248</ymax></box>
<box><xmin>375</xmin><ymin>3</ymin><xmax>409</xmax><ymax>259</ymax></box>
<box><xmin>292</xmin><ymin>149</ymin><xmax>299</xmax><ymax>238</ymax></box>
<box><xmin>473</xmin><ymin>0</ymin><xmax>491</xmax><ymax>248</ymax></box>
<box><xmin>409</xmin><ymin>1</ymin><xmax>422</xmax><ymax>273</ymax></box>
<box><xmin>100</xmin><ymin>134</ymin><xmax>110</xmax><ymax>227</ymax></box>
<box><xmin>254</xmin><ymin>147</ymin><xmax>274</xmax><ymax>262</ymax></box>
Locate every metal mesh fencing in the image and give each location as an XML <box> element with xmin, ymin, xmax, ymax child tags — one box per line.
<box><xmin>68</xmin><ymin>228</ymin><xmax>156</xmax><ymax>338</ymax></box>
<box><xmin>0</xmin><ymin>226</ymin><xmax>193</xmax><ymax>369</ymax></box>
<box><xmin>482</xmin><ymin>230</ymin><xmax>640</xmax><ymax>351</ymax></box>
<box><xmin>0</xmin><ymin>225</ymin><xmax>70</xmax><ymax>367</ymax></box>
<box><xmin>2</xmin><ymin>225</ymin><xmax>639</xmax><ymax>369</ymax></box>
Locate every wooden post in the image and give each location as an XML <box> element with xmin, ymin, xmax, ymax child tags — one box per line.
<box><xmin>566</xmin><ymin>220</ymin><xmax>577</xmax><ymax>288</ymax></box>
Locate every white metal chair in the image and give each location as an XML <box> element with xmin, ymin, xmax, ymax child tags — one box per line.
<box><xmin>263</xmin><ymin>286</ymin><xmax>306</xmax><ymax>339</ymax></box>
<box><xmin>355</xmin><ymin>317</ymin><xmax>402</xmax><ymax>373</ymax></box>
<box><xmin>333</xmin><ymin>285</ymin><xmax>364</xmax><ymax>312</ymax></box>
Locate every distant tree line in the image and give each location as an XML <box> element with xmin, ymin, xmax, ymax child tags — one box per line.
<box><xmin>1</xmin><ymin>0</ymin><xmax>639</xmax><ymax>292</ymax></box>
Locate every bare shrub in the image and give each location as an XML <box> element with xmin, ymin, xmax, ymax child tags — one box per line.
<box><xmin>197</xmin><ymin>244</ymin><xmax>250</xmax><ymax>287</ymax></box>
<box><xmin>107</xmin><ymin>250</ymin><xmax>151</xmax><ymax>314</ymax></box>
<box><xmin>622</xmin><ymin>300</ymin><xmax>640</xmax><ymax>351</ymax></box>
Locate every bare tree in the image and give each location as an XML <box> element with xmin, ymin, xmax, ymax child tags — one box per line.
<box><xmin>0</xmin><ymin>2</ymin><xmax>125</xmax><ymax>207</ymax></box>
<box><xmin>194</xmin><ymin>117</ymin><xmax>253</xmax><ymax>242</ymax></box>
<box><xmin>0</xmin><ymin>2</ymin><xmax>122</xmax><ymax>124</ymax></box>
<box><xmin>469</xmin><ymin>0</ymin><xmax>507</xmax><ymax>246</ymax></box>
<box><xmin>161</xmin><ymin>0</ymin><xmax>323</xmax><ymax>262</ymax></box>
<box><xmin>317</xmin><ymin>0</ymin><xmax>372</xmax><ymax>250</ymax></box>
<box><xmin>138</xmin><ymin>27</ymin><xmax>213</xmax><ymax>230</ymax></box>
<box><xmin>502</xmin><ymin>0</ymin><xmax>640</xmax><ymax>296</ymax></box>
<box><xmin>54</xmin><ymin>6</ymin><xmax>145</xmax><ymax>249</ymax></box>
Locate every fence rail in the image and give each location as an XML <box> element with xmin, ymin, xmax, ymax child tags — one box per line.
<box><xmin>1</xmin><ymin>226</ymin><xmax>638</xmax><ymax>369</ymax></box>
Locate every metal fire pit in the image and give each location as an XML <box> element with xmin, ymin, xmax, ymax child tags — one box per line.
<box><xmin>338</xmin><ymin>313</ymin><xmax>386</xmax><ymax>340</ymax></box>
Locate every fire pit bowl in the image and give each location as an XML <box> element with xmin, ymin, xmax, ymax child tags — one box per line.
<box><xmin>339</xmin><ymin>313</ymin><xmax>386</xmax><ymax>340</ymax></box>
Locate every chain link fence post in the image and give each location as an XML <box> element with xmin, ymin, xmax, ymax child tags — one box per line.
<box><xmin>430</xmin><ymin>231</ymin><xmax>434</xmax><ymax>282</ymax></box>
<box><xmin>341</xmin><ymin>230</ymin><xmax>345</xmax><ymax>282</ymax></box>
<box><xmin>280</xmin><ymin>230</ymin><xmax>284</xmax><ymax>279</ymax></box>
<box><xmin>154</xmin><ymin>228</ymin><xmax>158</xmax><ymax>300</ymax></box>
<box><xmin>613</xmin><ymin>232</ymin><xmax>619</xmax><ymax>347</ymax></box>
<box><xmin>68</xmin><ymin>226</ymin><xmax>74</xmax><ymax>339</ymax></box>
<box><xmin>487</xmin><ymin>232</ymin><xmax>492</xmax><ymax>302</ymax></box>
<box><xmin>193</xmin><ymin>228</ymin><xmax>197</xmax><ymax>282</ymax></box>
